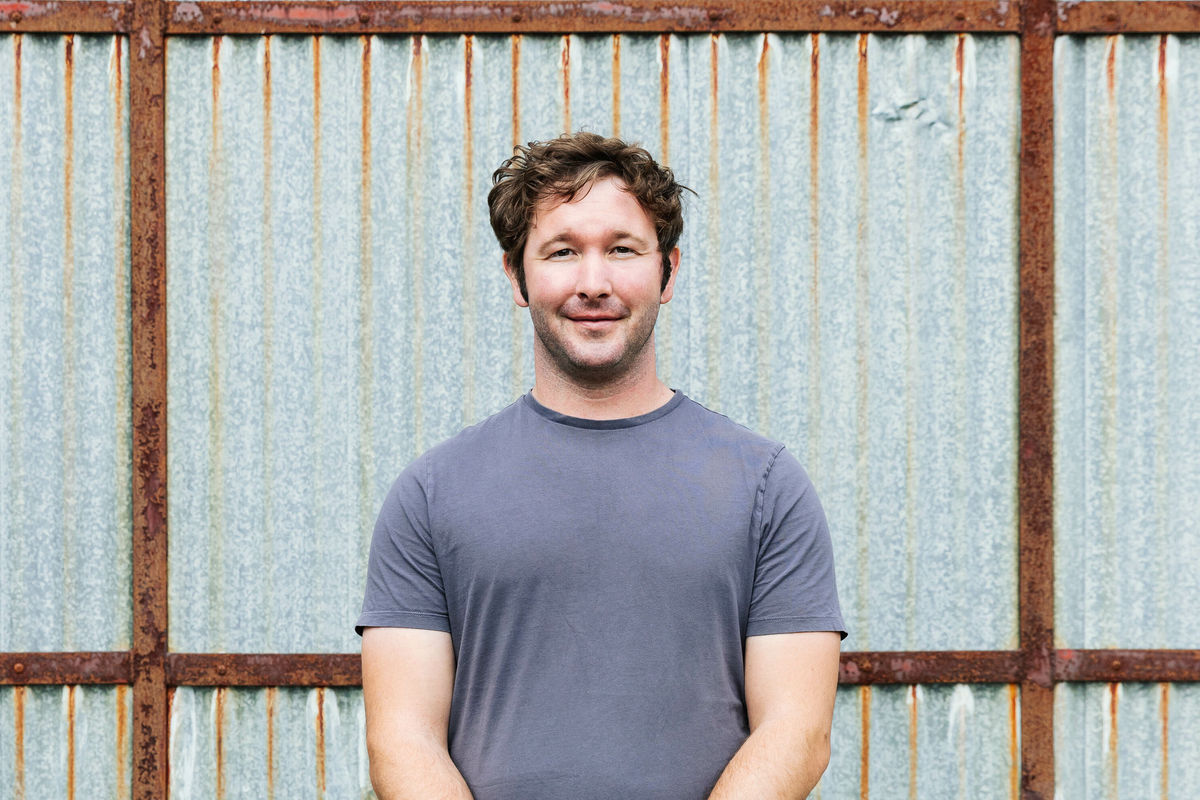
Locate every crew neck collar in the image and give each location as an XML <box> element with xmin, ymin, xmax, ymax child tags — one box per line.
<box><xmin>522</xmin><ymin>390</ymin><xmax>685</xmax><ymax>430</ymax></box>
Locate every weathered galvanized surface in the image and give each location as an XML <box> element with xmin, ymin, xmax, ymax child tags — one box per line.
<box><xmin>164</xmin><ymin>32</ymin><xmax>1020</xmax><ymax>654</ymax></box>
<box><xmin>168</xmin><ymin>686</ymin><xmax>369</xmax><ymax>800</ymax></box>
<box><xmin>1054</xmin><ymin>34</ymin><xmax>1200</xmax><ymax>649</ymax></box>
<box><xmin>1</xmin><ymin>34</ymin><xmax>131</xmax><ymax>652</ymax></box>
<box><xmin>1055</xmin><ymin>682</ymin><xmax>1200</xmax><ymax>799</ymax></box>
<box><xmin>0</xmin><ymin>685</ymin><xmax>133</xmax><ymax>799</ymax></box>
<box><xmin>163</xmin><ymin>684</ymin><xmax>1017</xmax><ymax>800</ymax></box>
<box><xmin>811</xmin><ymin>683</ymin><xmax>1022</xmax><ymax>799</ymax></box>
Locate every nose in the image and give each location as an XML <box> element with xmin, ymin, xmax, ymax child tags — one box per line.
<box><xmin>574</xmin><ymin>249</ymin><xmax>612</xmax><ymax>299</ymax></box>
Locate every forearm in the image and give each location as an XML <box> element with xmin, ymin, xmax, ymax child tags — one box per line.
<box><xmin>369</xmin><ymin>733</ymin><xmax>475</xmax><ymax>800</ymax></box>
<box><xmin>707</xmin><ymin>719</ymin><xmax>830</xmax><ymax>800</ymax></box>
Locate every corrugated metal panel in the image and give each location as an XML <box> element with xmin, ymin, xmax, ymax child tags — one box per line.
<box><xmin>165</xmin><ymin>33</ymin><xmax>1019</xmax><ymax>654</ymax></box>
<box><xmin>168</xmin><ymin>686</ymin><xmax>369</xmax><ymax>800</ymax></box>
<box><xmin>820</xmin><ymin>683</ymin><xmax>1020</xmax><ymax>799</ymax></box>
<box><xmin>0</xmin><ymin>685</ymin><xmax>133</xmax><ymax>799</ymax></box>
<box><xmin>1</xmin><ymin>34</ymin><xmax>131</xmax><ymax>652</ymax></box>
<box><xmin>1055</xmin><ymin>682</ymin><xmax>1200</xmax><ymax>799</ymax></box>
<box><xmin>1054</xmin><ymin>35</ymin><xmax>1200</xmax><ymax>649</ymax></box>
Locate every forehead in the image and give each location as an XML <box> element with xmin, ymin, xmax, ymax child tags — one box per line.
<box><xmin>529</xmin><ymin>176</ymin><xmax>655</xmax><ymax>238</ymax></box>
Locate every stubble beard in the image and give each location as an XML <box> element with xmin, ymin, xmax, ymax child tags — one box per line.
<box><xmin>529</xmin><ymin>303</ymin><xmax>660</xmax><ymax>389</ymax></box>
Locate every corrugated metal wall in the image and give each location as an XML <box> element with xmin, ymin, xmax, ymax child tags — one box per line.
<box><xmin>164</xmin><ymin>32</ymin><xmax>1020</xmax><ymax>656</ymax></box>
<box><xmin>3</xmin><ymin>21</ymin><xmax>1200</xmax><ymax>800</ymax></box>
<box><xmin>1054</xmin><ymin>34</ymin><xmax>1200</xmax><ymax>651</ymax></box>
<box><xmin>2</xmin><ymin>34</ymin><xmax>132</xmax><ymax>654</ymax></box>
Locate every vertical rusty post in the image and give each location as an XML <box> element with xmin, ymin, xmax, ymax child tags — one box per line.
<box><xmin>1019</xmin><ymin>0</ymin><xmax>1056</xmax><ymax>797</ymax></box>
<box><xmin>129</xmin><ymin>0</ymin><xmax>169</xmax><ymax>794</ymax></box>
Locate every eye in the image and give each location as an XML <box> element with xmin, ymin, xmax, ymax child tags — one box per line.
<box><xmin>548</xmin><ymin>248</ymin><xmax>574</xmax><ymax>259</ymax></box>
<box><xmin>611</xmin><ymin>246</ymin><xmax>637</xmax><ymax>256</ymax></box>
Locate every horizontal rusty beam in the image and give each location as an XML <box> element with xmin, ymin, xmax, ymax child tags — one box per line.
<box><xmin>165</xmin><ymin>0</ymin><xmax>1018</xmax><ymax>33</ymax></box>
<box><xmin>1058</xmin><ymin>1</ymin><xmax>1200</xmax><ymax>33</ymax></box>
<box><xmin>1057</xmin><ymin>649</ymin><xmax>1200</xmax><ymax>682</ymax></box>
<box><xmin>840</xmin><ymin>650</ymin><xmax>1025</xmax><ymax>684</ymax></box>
<box><xmin>0</xmin><ymin>652</ymin><xmax>132</xmax><ymax>685</ymax></box>
<box><xmin>1</xmin><ymin>0</ymin><xmax>129</xmax><ymax>32</ymax></box>
<box><xmin>3</xmin><ymin>649</ymin><xmax>1200</xmax><ymax>687</ymax></box>
<box><xmin>167</xmin><ymin>653</ymin><xmax>363</xmax><ymax>687</ymax></box>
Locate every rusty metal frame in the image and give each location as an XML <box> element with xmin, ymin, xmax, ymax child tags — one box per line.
<box><xmin>3</xmin><ymin>1</ymin><xmax>1200</xmax><ymax>798</ymax></box>
<box><xmin>9</xmin><ymin>0</ymin><xmax>1200</xmax><ymax>34</ymax></box>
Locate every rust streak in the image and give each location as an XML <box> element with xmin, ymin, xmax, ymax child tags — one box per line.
<box><xmin>705</xmin><ymin>32</ymin><xmax>720</xmax><ymax>398</ymax></box>
<box><xmin>611</xmin><ymin>34</ymin><xmax>620</xmax><ymax>137</ymax></box>
<box><xmin>1107</xmin><ymin>682</ymin><xmax>1119</xmax><ymax>799</ymax></box>
<box><xmin>315</xmin><ymin>688</ymin><xmax>327</xmax><ymax>796</ymax></box>
<box><xmin>908</xmin><ymin>685</ymin><xmax>918</xmax><ymax>800</ymax></box>
<box><xmin>561</xmin><ymin>34</ymin><xmax>571</xmax><ymax>133</ymax></box>
<box><xmin>808</xmin><ymin>33</ymin><xmax>821</xmax><ymax>475</ymax></box>
<box><xmin>409</xmin><ymin>34</ymin><xmax>426</xmax><ymax>452</ymax></box>
<box><xmin>358</xmin><ymin>33</ymin><xmax>374</xmax><ymax>541</ymax></box>
<box><xmin>14</xmin><ymin>686</ymin><xmax>26</xmax><ymax>800</ymax></box>
<box><xmin>266</xmin><ymin>687</ymin><xmax>277</xmax><ymax>799</ymax></box>
<box><xmin>463</xmin><ymin>36</ymin><xmax>473</xmax><ymax>209</ymax></box>
<box><xmin>261</xmin><ymin>33</ymin><xmax>275</xmax><ymax>609</ymax></box>
<box><xmin>511</xmin><ymin>34</ymin><xmax>520</xmax><ymax>147</ymax></box>
<box><xmin>1008</xmin><ymin>684</ymin><xmax>1019</xmax><ymax>800</ymax></box>
<box><xmin>67</xmin><ymin>685</ymin><xmax>77</xmax><ymax>800</ymax></box>
<box><xmin>116</xmin><ymin>685</ymin><xmax>130</xmax><ymax>800</ymax></box>
<box><xmin>860</xmin><ymin>685</ymin><xmax>871</xmax><ymax>800</ymax></box>
<box><xmin>215</xmin><ymin>687</ymin><xmax>226</xmax><ymax>800</ymax></box>
<box><xmin>1159</xmin><ymin>683</ymin><xmax>1169</xmax><ymax>800</ymax></box>
<box><xmin>461</xmin><ymin>34</ymin><xmax>475</xmax><ymax>424</ymax></box>
<box><xmin>854</xmin><ymin>31</ymin><xmax>870</xmax><ymax>648</ymax></box>
<box><xmin>62</xmin><ymin>34</ymin><xmax>78</xmax><ymax>644</ymax></box>
<box><xmin>658</xmin><ymin>34</ymin><xmax>668</xmax><ymax>162</ymax></box>
<box><xmin>755</xmin><ymin>32</ymin><xmax>770</xmax><ymax>431</ymax></box>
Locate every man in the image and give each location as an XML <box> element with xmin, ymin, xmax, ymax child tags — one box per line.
<box><xmin>357</xmin><ymin>132</ymin><xmax>845</xmax><ymax>800</ymax></box>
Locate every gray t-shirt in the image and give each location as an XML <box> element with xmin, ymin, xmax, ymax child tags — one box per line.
<box><xmin>357</xmin><ymin>391</ymin><xmax>845</xmax><ymax>800</ymax></box>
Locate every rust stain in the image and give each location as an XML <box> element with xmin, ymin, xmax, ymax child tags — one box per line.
<box><xmin>116</xmin><ymin>685</ymin><xmax>130</xmax><ymax>800</ymax></box>
<box><xmin>561</xmin><ymin>34</ymin><xmax>571</xmax><ymax>133</ymax></box>
<box><xmin>510</xmin><ymin>33</ymin><xmax>524</xmax><ymax>399</ymax></box>
<box><xmin>315</xmin><ymin>688</ymin><xmax>327</xmax><ymax>797</ymax></box>
<box><xmin>215</xmin><ymin>687</ymin><xmax>226</xmax><ymax>800</ymax></box>
<box><xmin>1159</xmin><ymin>682</ymin><xmax>1169</xmax><ymax>800</ymax></box>
<box><xmin>409</xmin><ymin>34</ymin><xmax>427</xmax><ymax>453</ymax></box>
<box><xmin>111</xmin><ymin>35</ymin><xmax>129</xmax><ymax>497</ymax></box>
<box><xmin>908</xmin><ymin>685</ymin><xmax>918</xmax><ymax>800</ymax></box>
<box><xmin>611</xmin><ymin>34</ymin><xmax>620</xmax><ymax>137</ymax></box>
<box><xmin>1107</xmin><ymin>682</ymin><xmax>1119</xmax><ymax>800</ymax></box>
<box><xmin>266</xmin><ymin>687</ymin><xmax>277</xmax><ymax>799</ymax></box>
<box><xmin>261</xmin><ymin>32</ymin><xmax>275</xmax><ymax>578</ymax></box>
<box><xmin>62</xmin><ymin>33</ymin><xmax>78</xmax><ymax>640</ymax></box>
<box><xmin>808</xmin><ymin>33</ymin><xmax>821</xmax><ymax>473</ymax></box>
<box><xmin>1105</xmin><ymin>33</ymin><xmax>1116</xmax><ymax>98</ymax></box>
<box><xmin>511</xmin><ymin>34</ymin><xmax>521</xmax><ymax>147</ymax></box>
<box><xmin>1008</xmin><ymin>684</ymin><xmax>1019</xmax><ymax>800</ymax></box>
<box><xmin>860</xmin><ymin>685</ymin><xmax>871</xmax><ymax>800</ymax></box>
<box><xmin>462</xmin><ymin>34</ymin><xmax>476</xmax><ymax>425</ymax></box>
<box><xmin>854</xmin><ymin>31</ymin><xmax>870</xmax><ymax>648</ymax></box>
<box><xmin>705</xmin><ymin>32</ymin><xmax>720</xmax><ymax>398</ymax></box>
<box><xmin>208</xmin><ymin>33</ymin><xmax>228</xmax><ymax>644</ymax></box>
<box><xmin>658</xmin><ymin>34</ymin><xmax>668</xmax><ymax>162</ymax></box>
<box><xmin>755</xmin><ymin>32</ymin><xmax>771</xmax><ymax>431</ymax></box>
<box><xmin>14</xmin><ymin>686</ymin><xmax>26</xmax><ymax>800</ymax></box>
<box><xmin>67</xmin><ymin>685</ymin><xmax>77</xmax><ymax>800</ymax></box>
<box><xmin>358</xmin><ymin>33</ymin><xmax>375</xmax><ymax>544</ymax></box>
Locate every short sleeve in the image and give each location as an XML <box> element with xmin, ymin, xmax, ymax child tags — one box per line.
<box><xmin>355</xmin><ymin>458</ymin><xmax>451</xmax><ymax>635</ymax></box>
<box><xmin>746</xmin><ymin>447</ymin><xmax>847</xmax><ymax>639</ymax></box>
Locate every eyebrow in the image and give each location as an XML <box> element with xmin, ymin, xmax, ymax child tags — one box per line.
<box><xmin>534</xmin><ymin>230</ymin><xmax>654</xmax><ymax>252</ymax></box>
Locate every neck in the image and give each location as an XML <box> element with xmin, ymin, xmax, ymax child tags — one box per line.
<box><xmin>530</xmin><ymin>343</ymin><xmax>675</xmax><ymax>421</ymax></box>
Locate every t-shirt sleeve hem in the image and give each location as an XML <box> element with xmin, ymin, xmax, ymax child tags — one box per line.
<box><xmin>746</xmin><ymin>616</ymin><xmax>848</xmax><ymax>640</ymax></box>
<box><xmin>355</xmin><ymin>611</ymin><xmax>451</xmax><ymax>636</ymax></box>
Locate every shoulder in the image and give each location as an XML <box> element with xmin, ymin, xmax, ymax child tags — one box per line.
<box><xmin>674</xmin><ymin>395</ymin><xmax>788</xmax><ymax>463</ymax></box>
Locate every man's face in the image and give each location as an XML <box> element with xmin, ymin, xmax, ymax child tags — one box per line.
<box><xmin>506</xmin><ymin>176</ymin><xmax>680</xmax><ymax>386</ymax></box>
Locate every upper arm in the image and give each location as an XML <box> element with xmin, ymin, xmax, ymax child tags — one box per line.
<box><xmin>362</xmin><ymin>627</ymin><xmax>457</xmax><ymax>747</ymax></box>
<box><xmin>743</xmin><ymin>631</ymin><xmax>841</xmax><ymax>734</ymax></box>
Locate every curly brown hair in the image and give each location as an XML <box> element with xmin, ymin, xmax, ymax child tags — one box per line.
<box><xmin>488</xmin><ymin>132</ymin><xmax>688</xmax><ymax>301</ymax></box>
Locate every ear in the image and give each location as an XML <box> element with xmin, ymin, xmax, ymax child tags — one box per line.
<box><xmin>503</xmin><ymin>253</ymin><xmax>529</xmax><ymax>308</ymax></box>
<box><xmin>659</xmin><ymin>247</ymin><xmax>681</xmax><ymax>304</ymax></box>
